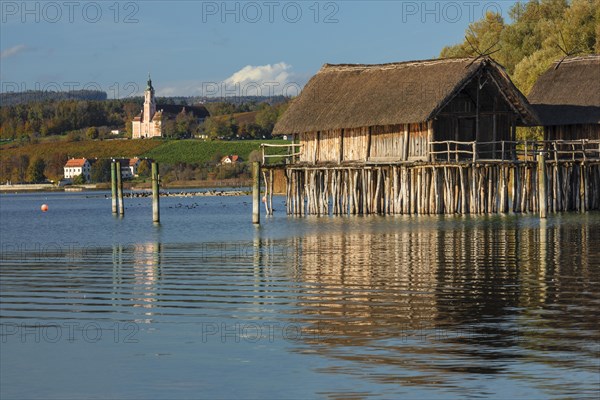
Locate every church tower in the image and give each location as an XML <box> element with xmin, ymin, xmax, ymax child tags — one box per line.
<box><xmin>143</xmin><ymin>74</ymin><xmax>156</xmax><ymax>125</ymax></box>
<box><xmin>132</xmin><ymin>74</ymin><xmax>162</xmax><ymax>138</ymax></box>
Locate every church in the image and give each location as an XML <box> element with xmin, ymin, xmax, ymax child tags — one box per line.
<box><xmin>132</xmin><ymin>75</ymin><xmax>210</xmax><ymax>139</ymax></box>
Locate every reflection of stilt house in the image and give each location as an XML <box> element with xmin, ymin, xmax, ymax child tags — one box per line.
<box><xmin>263</xmin><ymin>57</ymin><xmax>600</xmax><ymax>215</ymax></box>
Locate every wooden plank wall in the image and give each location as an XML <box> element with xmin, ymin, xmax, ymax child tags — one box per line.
<box><xmin>343</xmin><ymin>127</ymin><xmax>369</xmax><ymax>161</ymax></box>
<box><xmin>546</xmin><ymin>124</ymin><xmax>600</xmax><ymax>141</ymax></box>
<box><xmin>370</xmin><ymin>124</ymin><xmax>405</xmax><ymax>160</ymax></box>
<box><xmin>319</xmin><ymin>129</ymin><xmax>342</xmax><ymax>162</ymax></box>
<box><xmin>299</xmin><ymin>131</ymin><xmax>318</xmax><ymax>163</ymax></box>
<box><xmin>409</xmin><ymin>122</ymin><xmax>428</xmax><ymax>159</ymax></box>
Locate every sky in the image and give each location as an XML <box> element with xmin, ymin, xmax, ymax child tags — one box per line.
<box><xmin>0</xmin><ymin>1</ymin><xmax>520</xmax><ymax>98</ymax></box>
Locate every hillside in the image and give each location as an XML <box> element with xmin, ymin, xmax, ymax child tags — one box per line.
<box><xmin>0</xmin><ymin>139</ymin><xmax>163</xmax><ymax>161</ymax></box>
<box><xmin>0</xmin><ymin>138</ymin><xmax>289</xmax><ymax>182</ymax></box>
<box><xmin>212</xmin><ymin>111</ymin><xmax>259</xmax><ymax>126</ymax></box>
<box><xmin>142</xmin><ymin>139</ymin><xmax>286</xmax><ymax>164</ymax></box>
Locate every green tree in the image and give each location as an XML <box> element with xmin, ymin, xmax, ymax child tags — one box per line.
<box><xmin>86</xmin><ymin>126</ymin><xmax>99</xmax><ymax>139</ymax></box>
<box><xmin>203</xmin><ymin>117</ymin><xmax>237</xmax><ymax>140</ymax></box>
<box><xmin>72</xmin><ymin>174</ymin><xmax>86</xmax><ymax>185</ymax></box>
<box><xmin>439</xmin><ymin>0</ymin><xmax>599</xmax><ymax>94</ymax></box>
<box><xmin>27</xmin><ymin>158</ymin><xmax>46</xmax><ymax>183</ymax></box>
<box><xmin>11</xmin><ymin>154</ymin><xmax>29</xmax><ymax>183</ymax></box>
<box><xmin>90</xmin><ymin>159</ymin><xmax>112</xmax><ymax>183</ymax></box>
<box><xmin>137</xmin><ymin>159</ymin><xmax>151</xmax><ymax>178</ymax></box>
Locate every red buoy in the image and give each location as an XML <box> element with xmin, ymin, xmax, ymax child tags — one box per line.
<box><xmin>41</xmin><ymin>204</ymin><xmax>48</xmax><ymax>212</ymax></box>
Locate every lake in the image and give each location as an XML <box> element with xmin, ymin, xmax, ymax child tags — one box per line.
<box><xmin>1</xmin><ymin>191</ymin><xmax>599</xmax><ymax>399</ymax></box>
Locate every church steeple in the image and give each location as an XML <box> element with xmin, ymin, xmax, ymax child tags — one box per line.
<box><xmin>146</xmin><ymin>73</ymin><xmax>154</xmax><ymax>92</ymax></box>
<box><xmin>143</xmin><ymin>73</ymin><xmax>156</xmax><ymax>125</ymax></box>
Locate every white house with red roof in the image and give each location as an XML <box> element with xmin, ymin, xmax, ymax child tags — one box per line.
<box><xmin>220</xmin><ymin>155</ymin><xmax>240</xmax><ymax>165</ymax></box>
<box><xmin>64</xmin><ymin>158</ymin><xmax>91</xmax><ymax>181</ymax></box>
<box><xmin>119</xmin><ymin>157</ymin><xmax>142</xmax><ymax>178</ymax></box>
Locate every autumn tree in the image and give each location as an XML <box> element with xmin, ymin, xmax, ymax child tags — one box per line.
<box><xmin>90</xmin><ymin>159</ymin><xmax>112</xmax><ymax>183</ymax></box>
<box><xmin>27</xmin><ymin>158</ymin><xmax>46</xmax><ymax>183</ymax></box>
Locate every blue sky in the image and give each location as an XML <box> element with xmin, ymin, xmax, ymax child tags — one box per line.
<box><xmin>1</xmin><ymin>1</ymin><xmax>519</xmax><ymax>98</ymax></box>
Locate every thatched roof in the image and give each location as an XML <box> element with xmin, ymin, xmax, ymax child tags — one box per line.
<box><xmin>528</xmin><ymin>55</ymin><xmax>600</xmax><ymax>126</ymax></box>
<box><xmin>274</xmin><ymin>57</ymin><xmax>536</xmax><ymax>134</ymax></box>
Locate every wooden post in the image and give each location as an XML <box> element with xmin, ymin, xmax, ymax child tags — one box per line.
<box><xmin>152</xmin><ymin>162</ymin><xmax>160</xmax><ymax>223</ymax></box>
<box><xmin>366</xmin><ymin>126</ymin><xmax>372</xmax><ymax>162</ymax></box>
<box><xmin>116</xmin><ymin>160</ymin><xmax>124</xmax><ymax>217</ymax></box>
<box><xmin>339</xmin><ymin>129</ymin><xmax>344</xmax><ymax>164</ymax></box>
<box><xmin>403</xmin><ymin>124</ymin><xmax>409</xmax><ymax>161</ymax></box>
<box><xmin>537</xmin><ymin>153</ymin><xmax>547</xmax><ymax>218</ymax></box>
<box><xmin>427</xmin><ymin>120</ymin><xmax>433</xmax><ymax>162</ymax></box>
<box><xmin>111</xmin><ymin>161</ymin><xmax>118</xmax><ymax>214</ymax></box>
<box><xmin>252</xmin><ymin>162</ymin><xmax>260</xmax><ymax>224</ymax></box>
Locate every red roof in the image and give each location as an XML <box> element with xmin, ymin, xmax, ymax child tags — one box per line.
<box><xmin>65</xmin><ymin>158</ymin><xmax>88</xmax><ymax>167</ymax></box>
<box><xmin>129</xmin><ymin>158</ymin><xmax>140</xmax><ymax>166</ymax></box>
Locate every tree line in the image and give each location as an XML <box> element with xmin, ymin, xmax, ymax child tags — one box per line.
<box><xmin>441</xmin><ymin>0</ymin><xmax>599</xmax><ymax>94</ymax></box>
<box><xmin>0</xmin><ymin>96</ymin><xmax>290</xmax><ymax>141</ymax></box>
<box><xmin>0</xmin><ymin>99</ymin><xmax>143</xmax><ymax>140</ymax></box>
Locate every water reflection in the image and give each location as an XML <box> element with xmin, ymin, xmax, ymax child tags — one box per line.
<box><xmin>1</xmin><ymin>209</ymin><xmax>598</xmax><ymax>398</ymax></box>
<box><xmin>281</xmin><ymin>215</ymin><xmax>600</xmax><ymax>396</ymax></box>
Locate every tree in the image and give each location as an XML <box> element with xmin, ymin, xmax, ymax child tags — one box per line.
<box><xmin>27</xmin><ymin>158</ymin><xmax>46</xmax><ymax>183</ymax></box>
<box><xmin>137</xmin><ymin>159</ymin><xmax>151</xmax><ymax>178</ymax></box>
<box><xmin>86</xmin><ymin>127</ymin><xmax>99</xmax><ymax>139</ymax></box>
<box><xmin>90</xmin><ymin>159</ymin><xmax>112</xmax><ymax>183</ymax></box>
<box><xmin>11</xmin><ymin>154</ymin><xmax>29</xmax><ymax>183</ymax></box>
<box><xmin>174</xmin><ymin>109</ymin><xmax>196</xmax><ymax>138</ymax></box>
<box><xmin>248</xmin><ymin>150</ymin><xmax>262</xmax><ymax>163</ymax></box>
<box><xmin>439</xmin><ymin>0</ymin><xmax>599</xmax><ymax>94</ymax></box>
<box><xmin>203</xmin><ymin>117</ymin><xmax>237</xmax><ymax>140</ymax></box>
<box><xmin>72</xmin><ymin>174</ymin><xmax>86</xmax><ymax>185</ymax></box>
<box><xmin>45</xmin><ymin>152</ymin><xmax>68</xmax><ymax>182</ymax></box>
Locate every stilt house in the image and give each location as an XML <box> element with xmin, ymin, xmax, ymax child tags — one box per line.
<box><xmin>528</xmin><ymin>55</ymin><xmax>600</xmax><ymax>141</ymax></box>
<box><xmin>273</xmin><ymin>57</ymin><xmax>538</xmax><ymax>163</ymax></box>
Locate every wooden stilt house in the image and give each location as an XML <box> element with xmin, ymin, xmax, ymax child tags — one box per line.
<box><xmin>260</xmin><ymin>57</ymin><xmax>599</xmax><ymax>217</ymax></box>
<box><xmin>528</xmin><ymin>55</ymin><xmax>600</xmax><ymax>141</ymax></box>
<box><xmin>273</xmin><ymin>57</ymin><xmax>538</xmax><ymax>163</ymax></box>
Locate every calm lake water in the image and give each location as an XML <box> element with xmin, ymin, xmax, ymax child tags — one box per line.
<box><xmin>1</xmin><ymin>191</ymin><xmax>599</xmax><ymax>399</ymax></box>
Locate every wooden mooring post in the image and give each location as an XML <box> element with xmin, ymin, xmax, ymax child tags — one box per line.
<box><xmin>152</xmin><ymin>162</ymin><xmax>160</xmax><ymax>223</ymax></box>
<box><xmin>116</xmin><ymin>160</ymin><xmax>124</xmax><ymax>217</ymax></box>
<box><xmin>537</xmin><ymin>153</ymin><xmax>547</xmax><ymax>218</ymax></box>
<box><xmin>111</xmin><ymin>161</ymin><xmax>118</xmax><ymax>214</ymax></box>
<box><xmin>252</xmin><ymin>162</ymin><xmax>260</xmax><ymax>224</ymax></box>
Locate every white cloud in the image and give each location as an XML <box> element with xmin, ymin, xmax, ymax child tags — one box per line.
<box><xmin>1</xmin><ymin>44</ymin><xmax>27</xmax><ymax>60</ymax></box>
<box><xmin>223</xmin><ymin>62</ymin><xmax>302</xmax><ymax>96</ymax></box>
<box><xmin>150</xmin><ymin>63</ymin><xmax>307</xmax><ymax>97</ymax></box>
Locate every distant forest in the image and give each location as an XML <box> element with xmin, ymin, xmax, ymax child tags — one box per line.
<box><xmin>0</xmin><ymin>95</ymin><xmax>289</xmax><ymax>141</ymax></box>
<box><xmin>0</xmin><ymin>90</ymin><xmax>107</xmax><ymax>106</ymax></box>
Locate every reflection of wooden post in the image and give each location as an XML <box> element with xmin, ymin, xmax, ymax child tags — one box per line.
<box><xmin>116</xmin><ymin>160</ymin><xmax>124</xmax><ymax>217</ymax></box>
<box><xmin>537</xmin><ymin>153</ymin><xmax>547</xmax><ymax>218</ymax></box>
<box><xmin>111</xmin><ymin>161</ymin><xmax>118</xmax><ymax>214</ymax></box>
<box><xmin>252</xmin><ymin>162</ymin><xmax>260</xmax><ymax>224</ymax></box>
<box><xmin>152</xmin><ymin>162</ymin><xmax>160</xmax><ymax>223</ymax></box>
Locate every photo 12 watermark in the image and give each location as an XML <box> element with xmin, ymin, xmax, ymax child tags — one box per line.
<box><xmin>198</xmin><ymin>321</ymin><xmax>330</xmax><ymax>344</ymax></box>
<box><xmin>399</xmin><ymin>1</ymin><xmax>504</xmax><ymax>24</ymax></box>
<box><xmin>1</xmin><ymin>1</ymin><xmax>140</xmax><ymax>24</ymax></box>
<box><xmin>0</xmin><ymin>322</ymin><xmax>139</xmax><ymax>344</ymax></box>
<box><xmin>200</xmin><ymin>1</ymin><xmax>340</xmax><ymax>24</ymax></box>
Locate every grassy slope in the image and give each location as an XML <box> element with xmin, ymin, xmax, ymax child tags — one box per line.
<box><xmin>142</xmin><ymin>139</ymin><xmax>288</xmax><ymax>164</ymax></box>
<box><xmin>0</xmin><ymin>138</ymin><xmax>289</xmax><ymax>165</ymax></box>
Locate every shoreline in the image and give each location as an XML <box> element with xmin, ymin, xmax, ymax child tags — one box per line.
<box><xmin>0</xmin><ymin>180</ymin><xmax>252</xmax><ymax>194</ymax></box>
